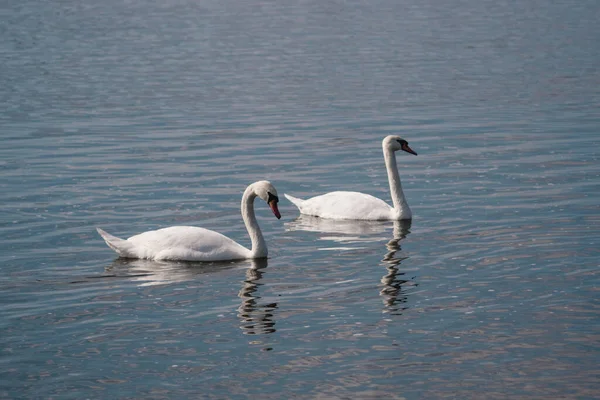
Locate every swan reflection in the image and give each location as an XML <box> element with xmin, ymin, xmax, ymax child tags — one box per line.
<box><xmin>237</xmin><ymin>258</ymin><xmax>277</xmax><ymax>335</ymax></box>
<box><xmin>285</xmin><ymin>214</ymin><xmax>393</xmax><ymax>244</ymax></box>
<box><xmin>105</xmin><ymin>257</ymin><xmax>278</xmax><ymax>336</ymax></box>
<box><xmin>105</xmin><ymin>258</ymin><xmax>250</xmax><ymax>287</ymax></box>
<box><xmin>287</xmin><ymin>215</ymin><xmax>416</xmax><ymax>315</ymax></box>
<box><xmin>380</xmin><ymin>220</ymin><xmax>415</xmax><ymax>315</ymax></box>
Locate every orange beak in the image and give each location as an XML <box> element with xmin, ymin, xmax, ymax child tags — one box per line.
<box><xmin>269</xmin><ymin>200</ymin><xmax>281</xmax><ymax>219</ymax></box>
<box><xmin>401</xmin><ymin>143</ymin><xmax>417</xmax><ymax>155</ymax></box>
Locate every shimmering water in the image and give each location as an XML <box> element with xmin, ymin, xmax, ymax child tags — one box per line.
<box><xmin>1</xmin><ymin>0</ymin><xmax>599</xmax><ymax>398</ymax></box>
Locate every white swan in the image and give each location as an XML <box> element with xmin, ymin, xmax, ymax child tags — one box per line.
<box><xmin>97</xmin><ymin>180</ymin><xmax>281</xmax><ymax>261</ymax></box>
<box><xmin>284</xmin><ymin>136</ymin><xmax>417</xmax><ymax>220</ymax></box>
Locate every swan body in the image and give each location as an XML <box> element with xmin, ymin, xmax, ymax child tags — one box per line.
<box><xmin>284</xmin><ymin>136</ymin><xmax>417</xmax><ymax>221</ymax></box>
<box><xmin>97</xmin><ymin>180</ymin><xmax>281</xmax><ymax>261</ymax></box>
<box><xmin>285</xmin><ymin>192</ymin><xmax>395</xmax><ymax>220</ymax></box>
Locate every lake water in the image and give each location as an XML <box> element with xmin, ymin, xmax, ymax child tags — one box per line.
<box><xmin>1</xmin><ymin>0</ymin><xmax>599</xmax><ymax>398</ymax></box>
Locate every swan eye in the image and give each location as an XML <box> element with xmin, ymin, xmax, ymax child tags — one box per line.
<box><xmin>267</xmin><ymin>192</ymin><xmax>279</xmax><ymax>203</ymax></box>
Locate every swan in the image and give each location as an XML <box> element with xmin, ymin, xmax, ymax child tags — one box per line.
<box><xmin>284</xmin><ymin>135</ymin><xmax>417</xmax><ymax>220</ymax></box>
<box><xmin>97</xmin><ymin>180</ymin><xmax>282</xmax><ymax>261</ymax></box>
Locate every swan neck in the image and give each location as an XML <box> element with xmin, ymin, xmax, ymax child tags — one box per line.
<box><xmin>383</xmin><ymin>146</ymin><xmax>411</xmax><ymax>218</ymax></box>
<box><xmin>241</xmin><ymin>186</ymin><xmax>267</xmax><ymax>258</ymax></box>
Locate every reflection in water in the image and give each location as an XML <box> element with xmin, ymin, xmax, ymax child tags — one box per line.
<box><xmin>380</xmin><ymin>220</ymin><xmax>414</xmax><ymax>315</ymax></box>
<box><xmin>105</xmin><ymin>257</ymin><xmax>278</xmax><ymax>335</ymax></box>
<box><xmin>105</xmin><ymin>258</ymin><xmax>250</xmax><ymax>286</ymax></box>
<box><xmin>237</xmin><ymin>259</ymin><xmax>278</xmax><ymax>335</ymax></box>
<box><xmin>287</xmin><ymin>215</ymin><xmax>416</xmax><ymax>315</ymax></box>
<box><xmin>285</xmin><ymin>214</ymin><xmax>391</xmax><ymax>244</ymax></box>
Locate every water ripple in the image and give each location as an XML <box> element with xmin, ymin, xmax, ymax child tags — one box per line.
<box><xmin>1</xmin><ymin>0</ymin><xmax>599</xmax><ymax>398</ymax></box>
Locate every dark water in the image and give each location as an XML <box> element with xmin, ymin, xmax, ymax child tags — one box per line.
<box><xmin>1</xmin><ymin>0</ymin><xmax>599</xmax><ymax>398</ymax></box>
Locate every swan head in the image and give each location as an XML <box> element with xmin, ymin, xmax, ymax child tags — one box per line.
<box><xmin>252</xmin><ymin>180</ymin><xmax>281</xmax><ymax>219</ymax></box>
<box><xmin>383</xmin><ymin>135</ymin><xmax>418</xmax><ymax>156</ymax></box>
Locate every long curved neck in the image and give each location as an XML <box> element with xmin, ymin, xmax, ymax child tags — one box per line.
<box><xmin>383</xmin><ymin>146</ymin><xmax>412</xmax><ymax>219</ymax></box>
<box><xmin>241</xmin><ymin>186</ymin><xmax>267</xmax><ymax>258</ymax></box>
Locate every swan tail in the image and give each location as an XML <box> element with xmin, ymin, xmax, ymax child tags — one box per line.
<box><xmin>284</xmin><ymin>193</ymin><xmax>305</xmax><ymax>210</ymax></box>
<box><xmin>96</xmin><ymin>228</ymin><xmax>137</xmax><ymax>258</ymax></box>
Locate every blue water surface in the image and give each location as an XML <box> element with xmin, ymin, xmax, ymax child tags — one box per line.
<box><xmin>1</xmin><ymin>0</ymin><xmax>599</xmax><ymax>398</ymax></box>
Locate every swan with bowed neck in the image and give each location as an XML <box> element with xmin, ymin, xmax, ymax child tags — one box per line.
<box><xmin>97</xmin><ymin>181</ymin><xmax>281</xmax><ymax>261</ymax></box>
<box><xmin>284</xmin><ymin>136</ymin><xmax>417</xmax><ymax>220</ymax></box>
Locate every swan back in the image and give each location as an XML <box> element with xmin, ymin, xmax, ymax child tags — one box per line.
<box><xmin>286</xmin><ymin>191</ymin><xmax>394</xmax><ymax>220</ymax></box>
<box><xmin>129</xmin><ymin>226</ymin><xmax>251</xmax><ymax>261</ymax></box>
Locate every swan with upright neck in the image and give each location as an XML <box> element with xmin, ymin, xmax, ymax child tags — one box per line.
<box><xmin>97</xmin><ymin>180</ymin><xmax>281</xmax><ymax>261</ymax></box>
<box><xmin>284</xmin><ymin>136</ymin><xmax>417</xmax><ymax>220</ymax></box>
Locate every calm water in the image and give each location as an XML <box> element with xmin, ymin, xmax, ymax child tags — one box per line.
<box><xmin>1</xmin><ymin>0</ymin><xmax>599</xmax><ymax>398</ymax></box>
